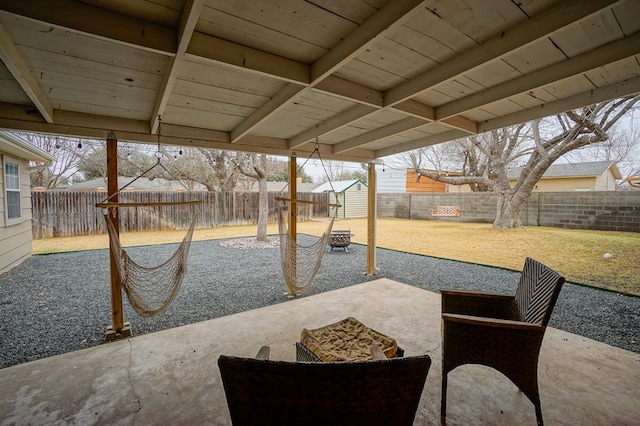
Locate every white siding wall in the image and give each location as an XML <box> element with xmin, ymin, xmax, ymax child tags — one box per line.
<box><xmin>376</xmin><ymin>168</ymin><xmax>406</xmax><ymax>193</ymax></box>
<box><xmin>0</xmin><ymin>155</ymin><xmax>33</xmax><ymax>274</ymax></box>
<box><xmin>594</xmin><ymin>170</ymin><xmax>617</xmax><ymax>191</ymax></box>
<box><xmin>343</xmin><ymin>184</ymin><xmax>368</xmax><ymax>218</ymax></box>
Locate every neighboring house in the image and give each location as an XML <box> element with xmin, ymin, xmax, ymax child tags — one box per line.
<box><xmin>508</xmin><ymin>161</ymin><xmax>622</xmax><ymax>191</ymax></box>
<box><xmin>0</xmin><ymin>131</ymin><xmax>54</xmax><ymax>273</ymax></box>
<box><xmin>377</xmin><ymin>167</ymin><xmax>471</xmax><ymax>193</ymax></box>
<box><xmin>312</xmin><ymin>179</ymin><xmax>367</xmax><ymax>218</ymax></box>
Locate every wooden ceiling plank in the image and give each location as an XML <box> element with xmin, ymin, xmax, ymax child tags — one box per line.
<box><xmin>437</xmin><ymin>32</ymin><xmax>640</xmax><ymax>120</ymax></box>
<box><xmin>0</xmin><ymin>21</ymin><xmax>53</xmax><ymax>122</ymax></box>
<box><xmin>310</xmin><ymin>0</ymin><xmax>426</xmax><ymax>82</ymax></box>
<box><xmin>333</xmin><ymin>117</ymin><xmax>426</xmax><ymax>154</ymax></box>
<box><xmin>228</xmin><ymin>0</ymin><xmax>426</xmax><ymax>149</ymax></box>
<box><xmin>288</xmin><ymin>104</ymin><xmax>377</xmax><ymax>149</ymax></box>
<box><xmin>384</xmin><ymin>0</ymin><xmax>623</xmax><ymax>107</ymax></box>
<box><xmin>187</xmin><ymin>32</ymin><xmax>310</xmax><ymax>84</ymax></box>
<box><xmin>150</xmin><ymin>0</ymin><xmax>205</xmax><ymax>134</ymax></box>
<box><xmin>229</xmin><ymin>83</ymin><xmax>304</xmax><ymax>142</ymax></box>
<box><xmin>313</xmin><ymin>76</ymin><xmax>383</xmax><ymax>107</ymax></box>
<box><xmin>375</xmin><ymin>129</ymin><xmax>470</xmax><ymax>158</ymax></box>
<box><xmin>440</xmin><ymin>116</ymin><xmax>478</xmax><ymax>134</ymax></box>
<box><xmin>0</xmin><ymin>0</ymin><xmax>176</xmax><ymax>55</ymax></box>
<box><xmin>479</xmin><ymin>76</ymin><xmax>640</xmax><ymax>133</ymax></box>
<box><xmin>392</xmin><ymin>100</ymin><xmax>435</xmax><ymax>121</ymax></box>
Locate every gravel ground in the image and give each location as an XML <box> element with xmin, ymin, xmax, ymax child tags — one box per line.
<box><xmin>1</xmin><ymin>237</ymin><xmax>638</xmax><ymax>369</ymax></box>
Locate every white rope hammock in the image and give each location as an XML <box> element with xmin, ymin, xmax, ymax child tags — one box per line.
<box><xmin>103</xmin><ymin>205</ymin><xmax>197</xmax><ymax>317</ymax></box>
<box><xmin>276</xmin><ymin>143</ymin><xmax>340</xmax><ymax>296</ymax></box>
<box><xmin>277</xmin><ymin>200</ymin><xmax>335</xmax><ymax>296</ymax></box>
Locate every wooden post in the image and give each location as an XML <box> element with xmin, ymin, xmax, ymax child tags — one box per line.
<box><xmin>288</xmin><ymin>153</ymin><xmax>297</xmax><ymax>242</ymax></box>
<box><xmin>366</xmin><ymin>162</ymin><xmax>377</xmax><ymax>275</ymax></box>
<box><xmin>105</xmin><ymin>131</ymin><xmax>131</xmax><ymax>341</ymax></box>
<box><xmin>288</xmin><ymin>153</ymin><xmax>297</xmax><ymax>296</ymax></box>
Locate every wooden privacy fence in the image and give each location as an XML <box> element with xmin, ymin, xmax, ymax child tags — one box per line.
<box><xmin>31</xmin><ymin>191</ymin><xmax>328</xmax><ymax>239</ymax></box>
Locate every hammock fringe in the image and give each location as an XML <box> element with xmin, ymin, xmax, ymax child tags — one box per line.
<box><xmin>277</xmin><ymin>200</ymin><xmax>334</xmax><ymax>296</ymax></box>
<box><xmin>103</xmin><ymin>205</ymin><xmax>196</xmax><ymax>317</ymax></box>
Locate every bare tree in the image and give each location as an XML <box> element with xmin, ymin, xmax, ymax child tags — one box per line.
<box><xmin>411</xmin><ymin>96</ymin><xmax>640</xmax><ymax>228</ymax></box>
<box><xmin>20</xmin><ymin>133</ymin><xmax>88</xmax><ymax>188</ymax></box>
<box><xmin>316</xmin><ymin>160</ymin><xmax>367</xmax><ymax>183</ymax></box>
<box><xmin>236</xmin><ymin>153</ymin><xmax>269</xmax><ymax>241</ymax></box>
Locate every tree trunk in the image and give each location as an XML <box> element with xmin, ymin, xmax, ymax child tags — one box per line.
<box><xmin>493</xmin><ymin>189</ymin><xmax>527</xmax><ymax>229</ymax></box>
<box><xmin>257</xmin><ymin>177</ymin><xmax>268</xmax><ymax>241</ymax></box>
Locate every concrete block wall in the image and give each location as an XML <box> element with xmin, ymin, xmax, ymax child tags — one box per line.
<box><xmin>377</xmin><ymin>191</ymin><xmax>640</xmax><ymax>232</ymax></box>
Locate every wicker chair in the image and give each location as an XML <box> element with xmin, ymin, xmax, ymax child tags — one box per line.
<box><xmin>440</xmin><ymin>257</ymin><xmax>565</xmax><ymax>426</ymax></box>
<box><xmin>218</xmin><ymin>345</ymin><xmax>431</xmax><ymax>426</ymax></box>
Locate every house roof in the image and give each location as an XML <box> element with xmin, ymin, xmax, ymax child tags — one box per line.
<box><xmin>0</xmin><ymin>130</ymin><xmax>53</xmax><ymax>162</ymax></box>
<box><xmin>313</xmin><ymin>179</ymin><xmax>366</xmax><ymax>193</ymax></box>
<box><xmin>507</xmin><ymin>161</ymin><xmax>622</xmax><ymax>180</ymax></box>
<box><xmin>0</xmin><ymin>1</ymin><xmax>638</xmax><ymax>164</ymax></box>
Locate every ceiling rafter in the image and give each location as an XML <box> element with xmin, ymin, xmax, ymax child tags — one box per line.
<box><xmin>0</xmin><ymin>0</ymin><xmax>177</xmax><ymax>55</ymax></box>
<box><xmin>333</xmin><ymin>117</ymin><xmax>427</xmax><ymax>154</ymax></box>
<box><xmin>0</xmin><ymin>0</ymin><xmax>468</xmax><ymax>151</ymax></box>
<box><xmin>338</xmin><ymin>0</ymin><xmax>623</xmax><ymax>154</ymax></box>
<box><xmin>384</xmin><ymin>0</ymin><xmax>622</xmax><ymax>107</ymax></box>
<box><xmin>0</xmin><ymin>21</ymin><xmax>53</xmax><ymax>123</ymax></box>
<box><xmin>186</xmin><ymin>32</ymin><xmax>310</xmax><ymax>85</ymax></box>
<box><xmin>228</xmin><ymin>0</ymin><xmax>429</xmax><ymax>144</ymax></box>
<box><xmin>287</xmin><ymin>0</ymin><xmax>621</xmax><ymax>152</ymax></box>
<box><xmin>376</xmin><ymin>129</ymin><xmax>470</xmax><ymax>158</ymax></box>
<box><xmin>150</xmin><ymin>0</ymin><xmax>205</xmax><ymax>134</ymax></box>
<box><xmin>478</xmin><ymin>76</ymin><xmax>640</xmax><ymax>133</ymax></box>
<box><xmin>436</xmin><ymin>32</ymin><xmax>640</xmax><ymax>120</ymax></box>
<box><xmin>0</xmin><ymin>0</ymin><xmax>636</xmax><ymax>164</ymax></box>
<box><xmin>288</xmin><ymin>104</ymin><xmax>377</xmax><ymax>149</ymax></box>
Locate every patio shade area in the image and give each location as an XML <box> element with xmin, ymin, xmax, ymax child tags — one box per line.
<box><xmin>1</xmin><ymin>279</ymin><xmax>638</xmax><ymax>425</ymax></box>
<box><xmin>0</xmin><ymin>1</ymin><xmax>639</xmax><ymax>161</ymax></box>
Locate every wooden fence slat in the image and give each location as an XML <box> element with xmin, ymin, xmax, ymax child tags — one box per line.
<box><xmin>31</xmin><ymin>191</ymin><xmax>328</xmax><ymax>239</ymax></box>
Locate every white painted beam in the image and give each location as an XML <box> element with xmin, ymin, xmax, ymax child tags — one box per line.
<box><xmin>150</xmin><ymin>0</ymin><xmax>205</xmax><ymax>134</ymax></box>
<box><xmin>384</xmin><ymin>0</ymin><xmax>623</xmax><ymax>107</ymax></box>
<box><xmin>375</xmin><ymin>129</ymin><xmax>469</xmax><ymax>158</ymax></box>
<box><xmin>229</xmin><ymin>0</ymin><xmax>427</xmax><ymax>148</ymax></box>
<box><xmin>288</xmin><ymin>104</ymin><xmax>377</xmax><ymax>149</ymax></box>
<box><xmin>0</xmin><ymin>21</ymin><xmax>53</xmax><ymax>123</ymax></box>
<box><xmin>478</xmin><ymin>76</ymin><xmax>640</xmax><ymax>133</ymax></box>
<box><xmin>187</xmin><ymin>33</ymin><xmax>310</xmax><ymax>85</ymax></box>
<box><xmin>333</xmin><ymin>117</ymin><xmax>427</xmax><ymax>154</ymax></box>
<box><xmin>437</xmin><ymin>32</ymin><xmax>640</xmax><ymax>120</ymax></box>
<box><xmin>0</xmin><ymin>0</ymin><xmax>177</xmax><ymax>55</ymax></box>
<box><xmin>310</xmin><ymin>0</ymin><xmax>426</xmax><ymax>82</ymax></box>
<box><xmin>230</xmin><ymin>84</ymin><xmax>305</xmax><ymax>143</ymax></box>
<box><xmin>314</xmin><ymin>76</ymin><xmax>384</xmax><ymax>108</ymax></box>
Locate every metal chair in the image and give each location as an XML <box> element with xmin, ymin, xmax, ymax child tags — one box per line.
<box><xmin>440</xmin><ymin>257</ymin><xmax>565</xmax><ymax>425</ymax></box>
<box><xmin>218</xmin><ymin>345</ymin><xmax>431</xmax><ymax>426</ymax></box>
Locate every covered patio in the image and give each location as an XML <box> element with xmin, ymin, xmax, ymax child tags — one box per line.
<box><xmin>1</xmin><ymin>1</ymin><xmax>639</xmax><ymax>424</ymax></box>
<box><xmin>1</xmin><ymin>278</ymin><xmax>638</xmax><ymax>425</ymax></box>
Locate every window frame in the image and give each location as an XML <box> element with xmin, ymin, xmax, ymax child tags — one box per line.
<box><xmin>3</xmin><ymin>157</ymin><xmax>22</xmax><ymax>224</ymax></box>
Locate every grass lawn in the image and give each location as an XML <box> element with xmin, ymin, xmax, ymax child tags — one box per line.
<box><xmin>32</xmin><ymin>218</ymin><xmax>640</xmax><ymax>296</ymax></box>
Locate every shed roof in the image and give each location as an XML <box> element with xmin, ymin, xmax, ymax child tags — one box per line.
<box><xmin>313</xmin><ymin>179</ymin><xmax>366</xmax><ymax>193</ymax></box>
<box><xmin>507</xmin><ymin>161</ymin><xmax>622</xmax><ymax>179</ymax></box>
<box><xmin>0</xmin><ymin>1</ymin><xmax>638</xmax><ymax>163</ymax></box>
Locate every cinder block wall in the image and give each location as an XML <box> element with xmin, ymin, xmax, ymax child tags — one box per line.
<box><xmin>377</xmin><ymin>191</ymin><xmax>640</xmax><ymax>232</ymax></box>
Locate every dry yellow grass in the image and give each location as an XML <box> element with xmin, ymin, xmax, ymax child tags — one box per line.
<box><xmin>33</xmin><ymin>218</ymin><xmax>640</xmax><ymax>295</ymax></box>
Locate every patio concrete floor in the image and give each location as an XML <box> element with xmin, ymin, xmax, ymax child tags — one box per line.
<box><xmin>1</xmin><ymin>278</ymin><xmax>638</xmax><ymax>425</ymax></box>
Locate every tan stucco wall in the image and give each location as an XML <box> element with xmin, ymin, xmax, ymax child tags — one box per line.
<box><xmin>509</xmin><ymin>170</ymin><xmax>618</xmax><ymax>192</ymax></box>
<box><xmin>0</xmin><ymin>154</ymin><xmax>33</xmax><ymax>273</ymax></box>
